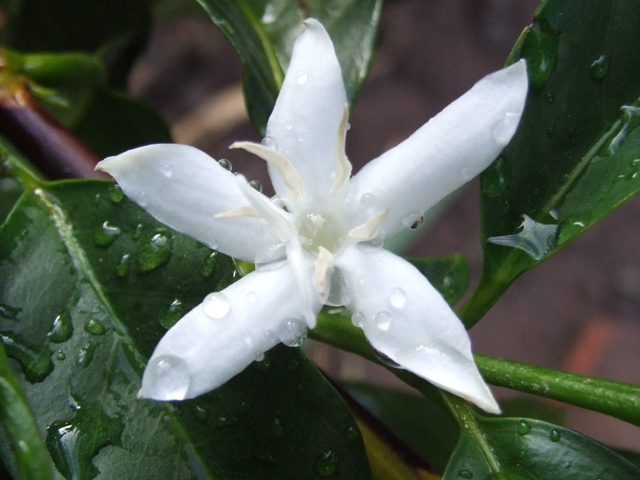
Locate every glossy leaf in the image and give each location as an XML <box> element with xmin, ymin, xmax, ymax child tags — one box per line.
<box><xmin>0</xmin><ymin>180</ymin><xmax>369</xmax><ymax>479</ymax></box>
<box><xmin>195</xmin><ymin>0</ymin><xmax>383</xmax><ymax>132</ymax></box>
<box><xmin>408</xmin><ymin>254</ymin><xmax>470</xmax><ymax>306</ymax></box>
<box><xmin>463</xmin><ymin>0</ymin><xmax>640</xmax><ymax>324</ymax></box>
<box><xmin>442</xmin><ymin>415</ymin><xmax>640</xmax><ymax>480</ymax></box>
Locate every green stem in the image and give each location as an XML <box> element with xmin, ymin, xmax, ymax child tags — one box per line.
<box><xmin>476</xmin><ymin>354</ymin><xmax>640</xmax><ymax>426</ymax></box>
<box><xmin>314</xmin><ymin>311</ymin><xmax>640</xmax><ymax>426</ymax></box>
<box><xmin>440</xmin><ymin>392</ymin><xmax>501</xmax><ymax>474</ymax></box>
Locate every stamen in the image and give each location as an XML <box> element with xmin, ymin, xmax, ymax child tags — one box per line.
<box><xmin>348</xmin><ymin>209</ymin><xmax>388</xmax><ymax>241</ymax></box>
<box><xmin>230</xmin><ymin>141</ymin><xmax>305</xmax><ymax>201</ymax></box>
<box><xmin>235</xmin><ymin>175</ymin><xmax>297</xmax><ymax>242</ymax></box>
<box><xmin>314</xmin><ymin>247</ymin><xmax>334</xmax><ymax>300</ymax></box>
<box><xmin>331</xmin><ymin>104</ymin><xmax>353</xmax><ymax>196</ymax></box>
<box><xmin>214</xmin><ymin>206</ymin><xmax>261</xmax><ymax>219</ymax></box>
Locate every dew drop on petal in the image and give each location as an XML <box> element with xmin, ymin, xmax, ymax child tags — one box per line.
<box><xmin>359</xmin><ymin>193</ymin><xmax>378</xmax><ymax>208</ymax></box>
<box><xmin>491</xmin><ymin>112</ymin><xmax>520</xmax><ymax>147</ymax></box>
<box><xmin>202</xmin><ymin>292</ymin><xmax>231</xmax><ymax>319</ymax></box>
<box><xmin>145</xmin><ymin>355</ymin><xmax>190</xmax><ymax>400</ymax></box>
<box><xmin>351</xmin><ymin>311</ymin><xmax>364</xmax><ymax>328</ymax></box>
<box><xmin>246</xmin><ymin>291</ymin><xmax>258</xmax><ymax>304</ymax></box>
<box><xmin>295</xmin><ymin>70</ymin><xmax>309</xmax><ymax>85</ymax></box>
<box><xmin>389</xmin><ymin>288</ymin><xmax>406</xmax><ymax>309</ymax></box>
<box><xmin>218</xmin><ymin>158</ymin><xmax>233</xmax><ymax>171</ymax></box>
<box><xmin>261</xmin><ymin>136</ymin><xmax>276</xmax><ymax>149</ymax></box>
<box><xmin>374</xmin><ymin>311</ymin><xmax>392</xmax><ymax>331</ymax></box>
<box><xmin>278</xmin><ymin>318</ymin><xmax>307</xmax><ymax>347</ymax></box>
<box><xmin>249</xmin><ymin>180</ymin><xmax>263</xmax><ymax>192</ymax></box>
<box><xmin>401</xmin><ymin>212</ymin><xmax>424</xmax><ymax>230</ymax></box>
<box><xmin>242</xmin><ymin>331</ymin><xmax>253</xmax><ymax>347</ymax></box>
<box><xmin>138</xmin><ymin>192</ymin><xmax>149</xmax><ymax>207</ymax></box>
<box><xmin>161</xmin><ymin>164</ymin><xmax>173</xmax><ymax>178</ymax></box>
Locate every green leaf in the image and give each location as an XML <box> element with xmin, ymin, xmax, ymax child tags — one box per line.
<box><xmin>463</xmin><ymin>0</ymin><xmax>640</xmax><ymax>324</ymax></box>
<box><xmin>0</xmin><ymin>181</ymin><xmax>370</xmax><ymax>479</ymax></box>
<box><xmin>195</xmin><ymin>0</ymin><xmax>383</xmax><ymax>132</ymax></box>
<box><xmin>407</xmin><ymin>254</ymin><xmax>470</xmax><ymax>306</ymax></box>
<box><xmin>0</xmin><ymin>341</ymin><xmax>53</xmax><ymax>480</ymax></box>
<box><xmin>346</xmin><ymin>382</ymin><xmax>459</xmax><ymax>473</ymax></box>
<box><xmin>442</xmin><ymin>415</ymin><xmax>640</xmax><ymax>480</ymax></box>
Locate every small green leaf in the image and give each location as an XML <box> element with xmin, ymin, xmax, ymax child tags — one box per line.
<box><xmin>442</xmin><ymin>415</ymin><xmax>640</xmax><ymax>480</ymax></box>
<box><xmin>463</xmin><ymin>0</ymin><xmax>640</xmax><ymax>324</ymax></box>
<box><xmin>0</xmin><ymin>181</ymin><xmax>370</xmax><ymax>479</ymax></box>
<box><xmin>195</xmin><ymin>0</ymin><xmax>382</xmax><ymax>132</ymax></box>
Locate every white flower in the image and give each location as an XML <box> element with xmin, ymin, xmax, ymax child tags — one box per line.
<box><xmin>97</xmin><ymin>19</ymin><xmax>527</xmax><ymax>413</ymax></box>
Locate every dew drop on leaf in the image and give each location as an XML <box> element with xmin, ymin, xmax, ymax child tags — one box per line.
<box><xmin>84</xmin><ymin>318</ymin><xmax>105</xmax><ymax>336</ymax></box>
<box><xmin>202</xmin><ymin>251</ymin><xmax>217</xmax><ymax>277</ymax></box>
<box><xmin>457</xmin><ymin>470</ymin><xmax>474</xmax><ymax>479</ymax></box>
<box><xmin>272</xmin><ymin>418</ymin><xmax>283</xmax><ymax>437</ymax></box>
<box><xmin>56</xmin><ymin>350</ymin><xmax>66</xmax><ymax>361</ymax></box>
<box><xmin>549</xmin><ymin>429</ymin><xmax>561</xmax><ymax>442</ymax></box>
<box><xmin>115</xmin><ymin>253</ymin><xmax>130</xmax><ymax>277</ymax></box>
<box><xmin>48</xmin><ymin>310</ymin><xmax>74</xmax><ymax>343</ymax></box>
<box><xmin>590</xmin><ymin>54</ymin><xmax>611</xmax><ymax>80</ymax></box>
<box><xmin>482</xmin><ymin>156</ymin><xmax>511</xmax><ymax>198</ymax></box>
<box><xmin>517</xmin><ymin>420</ymin><xmax>532</xmax><ymax>435</ymax></box>
<box><xmin>133</xmin><ymin>223</ymin><xmax>143</xmax><ymax>240</ymax></box>
<box><xmin>0</xmin><ymin>303</ymin><xmax>21</xmax><ymax>320</ymax></box>
<box><xmin>136</xmin><ymin>230</ymin><xmax>173</xmax><ymax>273</ymax></box>
<box><xmin>77</xmin><ymin>343</ymin><xmax>95</xmax><ymax>368</ymax></box>
<box><xmin>94</xmin><ymin>220</ymin><xmax>122</xmax><ymax>248</ymax></box>
<box><xmin>159</xmin><ymin>298</ymin><xmax>184</xmax><ymax>329</ymax></box>
<box><xmin>1</xmin><ymin>332</ymin><xmax>54</xmax><ymax>382</ymax></box>
<box><xmin>108</xmin><ymin>184</ymin><xmax>124</xmax><ymax>203</ymax></box>
<box><xmin>314</xmin><ymin>449</ymin><xmax>339</xmax><ymax>477</ymax></box>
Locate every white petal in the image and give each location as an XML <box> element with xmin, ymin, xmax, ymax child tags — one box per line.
<box><xmin>351</xmin><ymin>60</ymin><xmax>528</xmax><ymax>238</ymax></box>
<box><xmin>266</xmin><ymin>18</ymin><xmax>348</xmax><ymax>201</ymax></box>
<box><xmin>139</xmin><ymin>262</ymin><xmax>319</xmax><ymax>400</ymax></box>
<box><xmin>336</xmin><ymin>246</ymin><xmax>500</xmax><ymax>413</ymax></box>
<box><xmin>97</xmin><ymin>144</ymin><xmax>279</xmax><ymax>262</ymax></box>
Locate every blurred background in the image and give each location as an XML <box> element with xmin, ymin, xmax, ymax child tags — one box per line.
<box><xmin>130</xmin><ymin>0</ymin><xmax>640</xmax><ymax>450</ymax></box>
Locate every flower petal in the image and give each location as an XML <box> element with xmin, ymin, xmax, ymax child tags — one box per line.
<box><xmin>351</xmin><ymin>60</ymin><xmax>528</xmax><ymax>238</ymax></box>
<box><xmin>139</xmin><ymin>262</ymin><xmax>319</xmax><ymax>400</ymax></box>
<box><xmin>337</xmin><ymin>246</ymin><xmax>500</xmax><ymax>413</ymax></box>
<box><xmin>266</xmin><ymin>18</ymin><xmax>348</xmax><ymax>201</ymax></box>
<box><xmin>97</xmin><ymin>144</ymin><xmax>279</xmax><ymax>262</ymax></box>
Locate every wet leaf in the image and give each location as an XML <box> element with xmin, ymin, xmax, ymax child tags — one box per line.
<box><xmin>464</xmin><ymin>0</ymin><xmax>640</xmax><ymax>324</ymax></box>
<box><xmin>195</xmin><ymin>0</ymin><xmax>383</xmax><ymax>132</ymax></box>
<box><xmin>0</xmin><ymin>180</ymin><xmax>370</xmax><ymax>479</ymax></box>
<box><xmin>408</xmin><ymin>254</ymin><xmax>470</xmax><ymax>306</ymax></box>
<box><xmin>442</xmin><ymin>416</ymin><xmax>640</xmax><ymax>480</ymax></box>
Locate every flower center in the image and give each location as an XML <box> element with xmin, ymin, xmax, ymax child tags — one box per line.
<box><xmin>297</xmin><ymin>210</ymin><xmax>347</xmax><ymax>255</ymax></box>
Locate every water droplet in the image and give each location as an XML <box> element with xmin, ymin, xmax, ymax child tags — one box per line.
<box><xmin>374</xmin><ymin>311</ymin><xmax>392</xmax><ymax>331</ymax></box>
<box><xmin>359</xmin><ymin>193</ymin><xmax>378</xmax><ymax>208</ymax></box>
<box><xmin>389</xmin><ymin>288</ymin><xmax>406</xmax><ymax>309</ymax></box>
<box><xmin>159</xmin><ymin>298</ymin><xmax>184</xmax><ymax>329</ymax></box>
<box><xmin>218</xmin><ymin>158</ymin><xmax>233</xmax><ymax>171</ymax></box>
<box><xmin>202</xmin><ymin>251</ymin><xmax>218</xmax><ymax>277</ymax></box>
<box><xmin>457</xmin><ymin>470</ymin><xmax>474</xmax><ymax>479</ymax></box>
<box><xmin>261</xmin><ymin>4</ymin><xmax>276</xmax><ymax>24</ymax></box>
<box><xmin>138</xmin><ymin>192</ymin><xmax>149</xmax><ymax>207</ymax></box>
<box><xmin>517</xmin><ymin>421</ymin><xmax>531</xmax><ymax>435</ymax></box>
<box><xmin>136</xmin><ymin>230</ymin><xmax>173</xmax><ymax>272</ymax></box>
<box><xmin>272</xmin><ymin>418</ymin><xmax>283</xmax><ymax>437</ymax></box>
<box><xmin>145</xmin><ymin>355</ymin><xmax>191</xmax><ymax>399</ymax></box>
<box><xmin>0</xmin><ymin>303</ymin><xmax>21</xmax><ymax>320</ymax></box>
<box><xmin>549</xmin><ymin>429</ymin><xmax>561</xmax><ymax>442</ymax></box>
<box><xmin>545</xmin><ymin>93</ymin><xmax>555</xmax><ymax>104</ymax></box>
<box><xmin>401</xmin><ymin>212</ymin><xmax>424</xmax><ymax>230</ymax></box>
<box><xmin>491</xmin><ymin>112</ymin><xmax>521</xmax><ymax>147</ymax></box>
<box><xmin>261</xmin><ymin>137</ymin><xmax>276</xmax><ymax>149</ymax></box>
<box><xmin>482</xmin><ymin>156</ymin><xmax>511</xmax><ymax>198</ymax></box>
<box><xmin>314</xmin><ymin>449</ymin><xmax>339</xmax><ymax>476</ymax></box>
<box><xmin>487</xmin><ymin>214</ymin><xmax>557</xmax><ymax>260</ymax></box>
<box><xmin>606</xmin><ymin>105</ymin><xmax>640</xmax><ymax>155</ymax></box>
<box><xmin>255</xmin><ymin>243</ymin><xmax>287</xmax><ymax>270</ymax></box>
<box><xmin>351</xmin><ymin>311</ymin><xmax>364</xmax><ymax>327</ymax></box>
<box><xmin>133</xmin><ymin>223</ymin><xmax>143</xmax><ymax>239</ymax></box>
<box><xmin>590</xmin><ymin>54</ymin><xmax>611</xmax><ymax>80</ymax></box>
<box><xmin>115</xmin><ymin>253</ymin><xmax>130</xmax><ymax>277</ymax></box>
<box><xmin>1</xmin><ymin>332</ymin><xmax>54</xmax><ymax>383</ymax></box>
<box><xmin>520</xmin><ymin>19</ymin><xmax>558</xmax><ymax>92</ymax></box>
<box><xmin>249</xmin><ymin>180</ymin><xmax>263</xmax><ymax>192</ymax></box>
<box><xmin>284</xmin><ymin>121</ymin><xmax>293</xmax><ymax>130</ymax></box>
<box><xmin>48</xmin><ymin>311</ymin><xmax>74</xmax><ymax>343</ymax></box>
<box><xmin>84</xmin><ymin>318</ymin><xmax>105</xmax><ymax>336</ymax></box>
<box><xmin>295</xmin><ymin>70</ymin><xmax>309</xmax><ymax>85</ymax></box>
<box><xmin>161</xmin><ymin>164</ymin><xmax>173</xmax><ymax>178</ymax></box>
<box><xmin>93</xmin><ymin>221</ymin><xmax>121</xmax><ymax>247</ymax></box>
<box><xmin>246</xmin><ymin>291</ymin><xmax>258</xmax><ymax>303</ymax></box>
<box><xmin>56</xmin><ymin>350</ymin><xmax>66</xmax><ymax>361</ymax></box>
<box><xmin>77</xmin><ymin>343</ymin><xmax>95</xmax><ymax>368</ymax></box>
<box><xmin>108</xmin><ymin>184</ymin><xmax>124</xmax><ymax>203</ymax></box>
<box><xmin>278</xmin><ymin>318</ymin><xmax>307</xmax><ymax>347</ymax></box>
<box><xmin>202</xmin><ymin>292</ymin><xmax>231</xmax><ymax>319</ymax></box>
